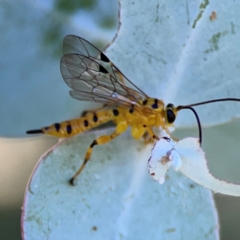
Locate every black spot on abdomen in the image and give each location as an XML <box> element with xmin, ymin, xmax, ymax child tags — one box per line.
<box><xmin>66</xmin><ymin>124</ymin><xmax>72</xmax><ymax>134</ymax></box>
<box><xmin>93</xmin><ymin>114</ymin><xmax>98</xmax><ymax>122</ymax></box>
<box><xmin>54</xmin><ymin>123</ymin><xmax>60</xmax><ymax>132</ymax></box>
<box><xmin>84</xmin><ymin>120</ymin><xmax>89</xmax><ymax>127</ymax></box>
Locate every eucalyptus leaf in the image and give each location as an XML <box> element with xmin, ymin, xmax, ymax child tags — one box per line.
<box><xmin>22</xmin><ymin>130</ymin><xmax>219</xmax><ymax>240</ymax></box>
<box><xmin>20</xmin><ymin>0</ymin><xmax>240</xmax><ymax>239</ymax></box>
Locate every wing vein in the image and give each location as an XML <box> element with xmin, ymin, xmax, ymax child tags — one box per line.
<box><xmin>61</xmin><ymin>35</ymin><xmax>149</xmax><ymax>109</ymax></box>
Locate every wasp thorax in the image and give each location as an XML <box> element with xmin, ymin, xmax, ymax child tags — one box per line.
<box><xmin>142</xmin><ymin>98</ymin><xmax>165</xmax><ymax>111</ymax></box>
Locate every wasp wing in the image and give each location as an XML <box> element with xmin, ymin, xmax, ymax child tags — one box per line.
<box><xmin>61</xmin><ymin>35</ymin><xmax>148</xmax><ymax>107</ymax></box>
<box><xmin>63</xmin><ymin>35</ymin><xmax>103</xmax><ymax>58</ymax></box>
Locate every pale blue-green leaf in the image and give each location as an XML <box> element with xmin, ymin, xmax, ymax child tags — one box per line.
<box><xmin>21</xmin><ymin>0</ymin><xmax>223</xmax><ymax>239</ymax></box>
<box><xmin>22</xmin><ymin>130</ymin><xmax>219</xmax><ymax>240</ymax></box>
<box><xmin>107</xmin><ymin>0</ymin><xmax>240</xmax><ymax>128</ymax></box>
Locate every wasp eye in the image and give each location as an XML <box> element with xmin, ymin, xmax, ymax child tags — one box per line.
<box><xmin>166</xmin><ymin>104</ymin><xmax>176</xmax><ymax>124</ymax></box>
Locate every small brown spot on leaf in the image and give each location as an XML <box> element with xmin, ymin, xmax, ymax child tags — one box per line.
<box><xmin>210</xmin><ymin>11</ymin><xmax>217</xmax><ymax>21</ymax></box>
<box><xmin>92</xmin><ymin>226</ymin><xmax>97</xmax><ymax>231</ymax></box>
<box><xmin>161</xmin><ymin>156</ymin><xmax>170</xmax><ymax>165</ymax></box>
<box><xmin>166</xmin><ymin>228</ymin><xmax>176</xmax><ymax>233</ymax></box>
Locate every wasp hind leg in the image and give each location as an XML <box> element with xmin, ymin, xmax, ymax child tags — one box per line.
<box><xmin>69</xmin><ymin>122</ymin><xmax>128</xmax><ymax>185</ymax></box>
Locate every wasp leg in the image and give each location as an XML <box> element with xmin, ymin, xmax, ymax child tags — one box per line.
<box><xmin>131</xmin><ymin>125</ymin><xmax>159</xmax><ymax>143</ymax></box>
<box><xmin>69</xmin><ymin>122</ymin><xmax>128</xmax><ymax>185</ymax></box>
<box><xmin>143</xmin><ymin>131</ymin><xmax>154</xmax><ymax>143</ymax></box>
<box><xmin>162</xmin><ymin>126</ymin><xmax>179</xmax><ymax>142</ymax></box>
<box><xmin>144</xmin><ymin>126</ymin><xmax>159</xmax><ymax>141</ymax></box>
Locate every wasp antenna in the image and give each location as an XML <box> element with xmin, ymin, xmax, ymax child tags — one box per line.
<box><xmin>177</xmin><ymin>106</ymin><xmax>202</xmax><ymax>145</ymax></box>
<box><xmin>26</xmin><ymin>129</ymin><xmax>43</xmax><ymax>134</ymax></box>
<box><xmin>176</xmin><ymin>97</ymin><xmax>240</xmax><ymax>145</ymax></box>
<box><xmin>187</xmin><ymin>97</ymin><xmax>240</xmax><ymax>107</ymax></box>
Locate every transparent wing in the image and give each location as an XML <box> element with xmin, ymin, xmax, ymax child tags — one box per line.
<box><xmin>61</xmin><ymin>35</ymin><xmax>148</xmax><ymax>107</ymax></box>
<box><xmin>63</xmin><ymin>35</ymin><xmax>103</xmax><ymax>57</ymax></box>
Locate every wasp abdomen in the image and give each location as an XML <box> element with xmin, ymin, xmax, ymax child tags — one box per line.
<box><xmin>27</xmin><ymin>110</ymin><xmax>118</xmax><ymax>138</ymax></box>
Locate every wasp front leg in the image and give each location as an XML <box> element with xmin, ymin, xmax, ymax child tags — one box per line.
<box><xmin>69</xmin><ymin>121</ymin><xmax>128</xmax><ymax>185</ymax></box>
<box><xmin>142</xmin><ymin>131</ymin><xmax>153</xmax><ymax>143</ymax></box>
<box><xmin>131</xmin><ymin>125</ymin><xmax>159</xmax><ymax>143</ymax></box>
<box><xmin>144</xmin><ymin>126</ymin><xmax>159</xmax><ymax>141</ymax></box>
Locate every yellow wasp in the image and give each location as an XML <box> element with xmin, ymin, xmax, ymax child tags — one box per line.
<box><xmin>27</xmin><ymin>35</ymin><xmax>240</xmax><ymax>185</ymax></box>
